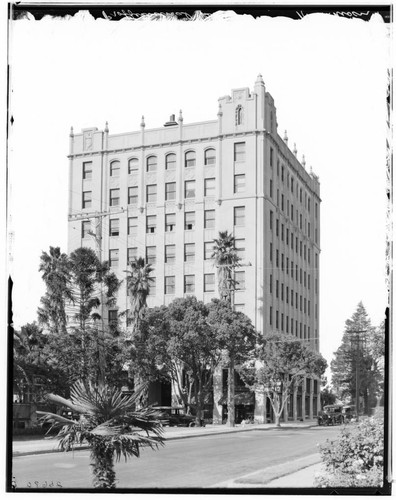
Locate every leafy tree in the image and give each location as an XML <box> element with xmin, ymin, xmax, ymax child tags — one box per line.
<box><xmin>211</xmin><ymin>230</ymin><xmax>241</xmax><ymax>426</ymax></box>
<box><xmin>13</xmin><ymin>323</ymin><xmax>58</xmax><ymax>401</ymax></box>
<box><xmin>331</xmin><ymin>302</ymin><xmax>383</xmax><ymax>414</ymax></box>
<box><xmin>37</xmin><ymin>381</ymin><xmax>165</xmax><ymax>489</ymax></box>
<box><xmin>36</xmin><ymin>246</ymin><xmax>123</xmax><ymax>393</ymax></box>
<box><xmin>241</xmin><ymin>333</ymin><xmax>327</xmax><ymax>426</ymax></box>
<box><xmin>207</xmin><ymin>299</ymin><xmax>257</xmax><ymax>423</ymax></box>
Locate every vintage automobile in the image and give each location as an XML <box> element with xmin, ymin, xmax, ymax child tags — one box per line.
<box><xmin>342</xmin><ymin>405</ymin><xmax>357</xmax><ymax>422</ymax></box>
<box><xmin>317</xmin><ymin>404</ymin><xmax>345</xmax><ymax>426</ymax></box>
<box><xmin>153</xmin><ymin>406</ymin><xmax>198</xmax><ymax>427</ymax></box>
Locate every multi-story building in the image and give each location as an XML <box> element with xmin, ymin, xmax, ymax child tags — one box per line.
<box><xmin>67</xmin><ymin>75</ymin><xmax>321</xmax><ymax>423</ymax></box>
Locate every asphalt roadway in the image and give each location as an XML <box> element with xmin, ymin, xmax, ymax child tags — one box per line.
<box><xmin>12</xmin><ymin>425</ymin><xmax>340</xmax><ymax>490</ymax></box>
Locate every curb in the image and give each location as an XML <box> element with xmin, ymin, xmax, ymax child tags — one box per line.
<box><xmin>13</xmin><ymin>423</ymin><xmax>318</xmax><ymax>457</ymax></box>
<box><xmin>213</xmin><ymin>453</ymin><xmax>322</xmax><ymax>488</ymax></box>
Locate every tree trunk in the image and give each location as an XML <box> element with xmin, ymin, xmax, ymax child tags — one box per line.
<box><xmin>227</xmin><ymin>357</ymin><xmax>235</xmax><ymax>427</ymax></box>
<box><xmin>90</xmin><ymin>441</ymin><xmax>116</xmax><ymax>489</ymax></box>
<box><xmin>274</xmin><ymin>413</ymin><xmax>281</xmax><ymax>427</ymax></box>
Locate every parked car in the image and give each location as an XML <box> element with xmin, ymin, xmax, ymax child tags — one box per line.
<box><xmin>342</xmin><ymin>405</ymin><xmax>357</xmax><ymax>422</ymax></box>
<box><xmin>153</xmin><ymin>406</ymin><xmax>198</xmax><ymax>427</ymax></box>
<box><xmin>317</xmin><ymin>404</ymin><xmax>345</xmax><ymax>426</ymax></box>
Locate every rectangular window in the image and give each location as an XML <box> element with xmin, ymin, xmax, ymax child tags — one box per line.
<box><xmin>286</xmin><ymin>286</ymin><xmax>289</xmax><ymax>303</ymax></box>
<box><xmin>82</xmin><ymin>191</ymin><xmax>92</xmax><ymax>209</ymax></box>
<box><xmin>281</xmin><ymin>194</ymin><xmax>284</xmax><ymax>211</ymax></box>
<box><xmin>276</xmin><ymin>280</ymin><xmax>279</xmax><ymax>298</ymax></box>
<box><xmin>270</xmin><ymin>179</ymin><xmax>273</xmax><ymax>198</ymax></box>
<box><xmin>276</xmin><ymin>311</ymin><xmax>279</xmax><ymax>329</ymax></box>
<box><xmin>128</xmin><ymin>217</ymin><xmax>137</xmax><ymax>236</ymax></box>
<box><xmin>233</xmin><ymin>206</ymin><xmax>245</xmax><ymax>226</ymax></box>
<box><xmin>270</xmin><ymin>242</ymin><xmax>273</xmax><ymax>261</ymax></box>
<box><xmin>146</xmin><ymin>215</ymin><xmax>156</xmax><ymax>234</ymax></box>
<box><xmin>269</xmin><ymin>306</ymin><xmax>273</xmax><ymax>326</ymax></box>
<box><xmin>204</xmin><ymin>210</ymin><xmax>215</xmax><ymax>229</ymax></box>
<box><xmin>82</xmin><ymin>161</ymin><xmax>92</xmax><ymax>180</ymax></box>
<box><xmin>234</xmin><ymin>174</ymin><xmax>245</xmax><ymax>193</ymax></box>
<box><xmin>128</xmin><ymin>186</ymin><xmax>138</xmax><ymax>205</ymax></box>
<box><xmin>286</xmin><ymin>257</ymin><xmax>289</xmax><ymax>275</ymax></box>
<box><xmin>146</xmin><ymin>184</ymin><xmax>157</xmax><ymax>203</ymax></box>
<box><xmin>165</xmin><ymin>154</ymin><xmax>176</xmax><ymax>170</ymax></box>
<box><xmin>109</xmin><ymin>218</ymin><xmax>120</xmax><ymax>237</ymax></box>
<box><xmin>184</xmin><ymin>212</ymin><xmax>195</xmax><ymax>230</ymax></box>
<box><xmin>270</xmin><ymin>274</ymin><xmax>273</xmax><ymax>293</ymax></box>
<box><xmin>270</xmin><ymin>147</ymin><xmax>273</xmax><ymax>167</ymax></box>
<box><xmin>291</xmin><ymin>261</ymin><xmax>294</xmax><ymax>278</ymax></box>
<box><xmin>281</xmin><ymin>166</ymin><xmax>284</xmax><ymax>182</ymax></box>
<box><xmin>82</xmin><ymin>220</ymin><xmax>90</xmax><ymax>238</ymax></box>
<box><xmin>184</xmin><ymin>180</ymin><xmax>195</xmax><ymax>199</ymax></box>
<box><xmin>184</xmin><ymin>275</ymin><xmax>195</xmax><ymax>293</ymax></box>
<box><xmin>281</xmin><ymin>224</ymin><xmax>284</xmax><ymax>241</ymax></box>
<box><xmin>165</xmin><ymin>182</ymin><xmax>176</xmax><ymax>201</ymax></box>
<box><xmin>291</xmin><ymin>290</ymin><xmax>294</xmax><ymax>306</ymax></box>
<box><xmin>276</xmin><ymin>219</ymin><xmax>279</xmax><ymax>237</ymax></box>
<box><xmin>204</xmin><ymin>242</ymin><xmax>214</xmax><ymax>260</ymax></box>
<box><xmin>204</xmin><ymin>178</ymin><xmax>215</xmax><ymax>197</ymax></box>
<box><xmin>127</xmin><ymin>247</ymin><xmax>137</xmax><ymax>263</ymax></box>
<box><xmin>235</xmin><ymin>270</ymin><xmax>245</xmax><ymax>290</ymax></box>
<box><xmin>146</xmin><ymin>246</ymin><xmax>156</xmax><ymax>265</ymax></box>
<box><xmin>270</xmin><ymin>211</ymin><xmax>273</xmax><ymax>230</ymax></box>
<box><xmin>235</xmin><ymin>239</ymin><xmax>245</xmax><ymax>260</ymax></box>
<box><xmin>165</xmin><ymin>213</ymin><xmax>176</xmax><ymax>232</ymax></box>
<box><xmin>109</xmin><ymin>249</ymin><xmax>119</xmax><ymax>268</ymax></box>
<box><xmin>184</xmin><ymin>243</ymin><xmax>195</xmax><ymax>262</ymax></box>
<box><xmin>110</xmin><ymin>188</ymin><xmax>120</xmax><ymax>207</ymax></box>
<box><xmin>277</xmin><ymin>160</ymin><xmax>279</xmax><ymax>177</ymax></box>
<box><xmin>281</xmin><ymin>253</ymin><xmax>284</xmax><ymax>271</ymax></box>
<box><xmin>276</xmin><ymin>249</ymin><xmax>279</xmax><ymax>268</ymax></box>
<box><xmin>204</xmin><ymin>273</ymin><xmax>215</xmax><ymax>292</ymax></box>
<box><xmin>291</xmin><ymin>232</ymin><xmax>294</xmax><ymax>250</ymax></box>
<box><xmin>308</xmin><ymin>222</ymin><xmax>311</xmax><ymax>238</ymax></box>
<box><xmin>165</xmin><ymin>244</ymin><xmax>176</xmax><ymax>264</ymax></box>
<box><xmin>234</xmin><ymin>142</ymin><xmax>246</xmax><ymax>162</ymax></box>
<box><xmin>165</xmin><ymin>276</ymin><xmax>175</xmax><ymax>295</ymax></box>
<box><xmin>281</xmin><ymin>283</ymin><xmax>284</xmax><ymax>301</ymax></box>
<box><xmin>286</xmin><ymin>228</ymin><xmax>289</xmax><ymax>245</ymax></box>
<box><xmin>148</xmin><ymin>277</ymin><xmax>156</xmax><ymax>296</ymax></box>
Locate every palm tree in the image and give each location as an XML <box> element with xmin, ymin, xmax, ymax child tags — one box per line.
<box><xmin>38</xmin><ymin>246</ymin><xmax>73</xmax><ymax>335</ymax></box>
<box><xmin>125</xmin><ymin>257</ymin><xmax>154</xmax><ymax>333</ymax></box>
<box><xmin>211</xmin><ymin>231</ymin><xmax>241</xmax><ymax>427</ymax></box>
<box><xmin>37</xmin><ymin>380</ymin><xmax>165</xmax><ymax>489</ymax></box>
<box><xmin>211</xmin><ymin>231</ymin><xmax>240</xmax><ymax>303</ymax></box>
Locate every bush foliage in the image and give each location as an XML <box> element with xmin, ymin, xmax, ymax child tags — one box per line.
<box><xmin>315</xmin><ymin>416</ymin><xmax>384</xmax><ymax>488</ymax></box>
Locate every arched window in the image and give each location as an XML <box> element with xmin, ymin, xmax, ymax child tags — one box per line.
<box><xmin>146</xmin><ymin>156</ymin><xmax>157</xmax><ymax>172</ymax></box>
<box><xmin>128</xmin><ymin>158</ymin><xmax>138</xmax><ymax>174</ymax></box>
<box><xmin>185</xmin><ymin>151</ymin><xmax>196</xmax><ymax>168</ymax></box>
<box><xmin>204</xmin><ymin>148</ymin><xmax>216</xmax><ymax>166</ymax></box>
<box><xmin>235</xmin><ymin>105</ymin><xmax>243</xmax><ymax>125</ymax></box>
<box><xmin>110</xmin><ymin>160</ymin><xmax>120</xmax><ymax>177</ymax></box>
<box><xmin>166</xmin><ymin>153</ymin><xmax>176</xmax><ymax>170</ymax></box>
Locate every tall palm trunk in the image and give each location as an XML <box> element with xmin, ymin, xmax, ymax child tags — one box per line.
<box><xmin>227</xmin><ymin>357</ymin><xmax>235</xmax><ymax>427</ymax></box>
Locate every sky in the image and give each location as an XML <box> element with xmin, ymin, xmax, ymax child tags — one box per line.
<box><xmin>6</xmin><ymin>6</ymin><xmax>390</xmax><ymax>377</ymax></box>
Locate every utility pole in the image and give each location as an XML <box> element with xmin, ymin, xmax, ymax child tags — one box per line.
<box><xmin>347</xmin><ymin>330</ymin><xmax>367</xmax><ymax>421</ymax></box>
<box><xmin>68</xmin><ymin>208</ymin><xmax>125</xmax><ymax>384</ymax></box>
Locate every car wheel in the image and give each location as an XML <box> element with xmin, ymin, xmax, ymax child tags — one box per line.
<box><xmin>189</xmin><ymin>422</ymin><xmax>195</xmax><ymax>427</ymax></box>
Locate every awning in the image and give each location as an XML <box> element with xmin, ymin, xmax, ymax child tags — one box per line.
<box><xmin>218</xmin><ymin>392</ymin><xmax>255</xmax><ymax>406</ymax></box>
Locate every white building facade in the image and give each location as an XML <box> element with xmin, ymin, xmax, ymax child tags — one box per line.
<box><xmin>68</xmin><ymin>75</ymin><xmax>321</xmax><ymax>423</ymax></box>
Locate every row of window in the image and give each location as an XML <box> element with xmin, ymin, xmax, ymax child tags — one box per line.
<box><xmin>108</xmin><ymin>240</ymin><xmax>246</xmax><ymax>267</ymax></box>
<box><xmin>82</xmin><ymin>207</ymin><xmax>246</xmax><ymax>239</ymax></box>
<box><xmin>82</xmin><ymin>142</ymin><xmax>247</xmax><ymax>181</ymax></box>
<box><xmin>269</xmin><ymin>307</ymin><xmax>313</xmax><ymax>339</ymax></box>
<box><xmin>82</xmin><ymin>173</ymin><xmax>246</xmax><ymax>210</ymax></box>
<box><xmin>269</xmin><ymin>185</ymin><xmax>318</xmax><ymax>243</ymax></box>
<box><xmin>269</xmin><ymin>147</ymin><xmax>319</xmax><ymax>219</ymax></box>
<box><xmin>270</xmin><ymin>277</ymin><xmax>311</xmax><ymax>315</ymax></box>
<box><xmin>269</xmin><ymin>221</ymin><xmax>312</xmax><ymax>263</ymax></box>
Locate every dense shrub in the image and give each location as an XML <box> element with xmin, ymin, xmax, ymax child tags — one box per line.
<box><xmin>315</xmin><ymin>417</ymin><xmax>384</xmax><ymax>488</ymax></box>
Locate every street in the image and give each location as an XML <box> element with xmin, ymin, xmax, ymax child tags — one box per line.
<box><xmin>12</xmin><ymin>426</ymin><xmax>340</xmax><ymax>490</ymax></box>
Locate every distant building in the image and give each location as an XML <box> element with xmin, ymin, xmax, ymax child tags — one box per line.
<box><xmin>68</xmin><ymin>75</ymin><xmax>321</xmax><ymax>423</ymax></box>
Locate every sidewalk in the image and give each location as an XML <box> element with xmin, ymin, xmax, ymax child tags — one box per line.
<box><xmin>12</xmin><ymin>420</ymin><xmax>318</xmax><ymax>457</ymax></box>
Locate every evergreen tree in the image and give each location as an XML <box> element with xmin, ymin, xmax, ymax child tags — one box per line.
<box><xmin>331</xmin><ymin>302</ymin><xmax>383</xmax><ymax>414</ymax></box>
